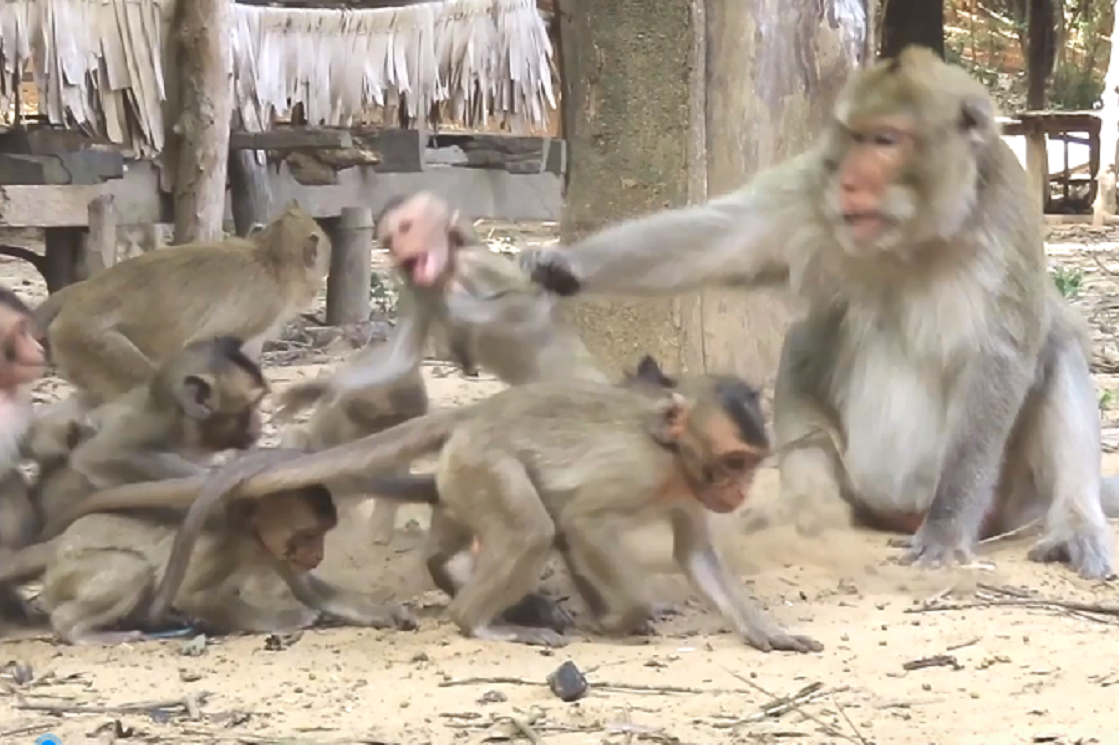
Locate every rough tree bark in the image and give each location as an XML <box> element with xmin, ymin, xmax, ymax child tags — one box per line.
<box><xmin>1093</xmin><ymin>0</ymin><xmax>1119</xmax><ymax>226</ymax></box>
<box><xmin>172</xmin><ymin>0</ymin><xmax>234</xmax><ymax>244</ymax></box>
<box><xmin>880</xmin><ymin>0</ymin><xmax>944</xmax><ymax>59</ymax></box>
<box><xmin>558</xmin><ymin>0</ymin><xmax>865</xmax><ymax>388</ymax></box>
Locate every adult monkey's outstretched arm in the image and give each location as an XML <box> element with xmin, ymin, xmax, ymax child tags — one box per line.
<box><xmin>523</xmin><ymin>150</ymin><xmax>819</xmax><ymax>296</ymax></box>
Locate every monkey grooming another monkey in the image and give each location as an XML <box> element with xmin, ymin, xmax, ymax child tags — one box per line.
<box><xmin>134</xmin><ymin>375</ymin><xmax>815</xmax><ymax>652</ymax></box>
<box><xmin>0</xmin><ymin>483</ymin><xmax>411</xmax><ymax>645</ymax></box>
<box><xmin>521</xmin><ymin>46</ymin><xmax>1119</xmax><ymax>579</ymax></box>
<box><xmin>34</xmin><ymin>202</ymin><xmax>330</xmax><ymax>409</ymax></box>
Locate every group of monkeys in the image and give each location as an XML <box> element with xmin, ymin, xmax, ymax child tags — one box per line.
<box><xmin>0</xmin><ymin>47</ymin><xmax>1114</xmax><ymax>656</ymax></box>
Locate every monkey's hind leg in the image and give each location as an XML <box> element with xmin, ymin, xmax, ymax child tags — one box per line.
<box><xmin>1022</xmin><ymin>343</ymin><xmax>1115</xmax><ymax>579</ymax></box>
<box><xmin>51</xmin><ymin>322</ymin><xmax>156</xmax><ymax>403</ymax></box>
<box><xmin>425</xmin><ymin>504</ymin><xmax>571</xmax><ymax>634</ymax></box>
<box><xmin>441</xmin><ymin>458</ymin><xmax>565</xmax><ymax>647</ymax></box>
<box><xmin>43</xmin><ymin>551</ymin><xmax>151</xmax><ymax>646</ymax></box>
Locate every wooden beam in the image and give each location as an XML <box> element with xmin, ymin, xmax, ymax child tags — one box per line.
<box><xmin>427</xmin><ymin>133</ymin><xmax>565</xmax><ymax>175</ymax></box>
<box><xmin>229</xmin><ymin>127</ymin><xmax>354</xmax><ymax>151</ymax></box>
<box><xmin>0</xmin><ymin>159</ymin><xmax>562</xmax><ymax>228</ymax></box>
<box><xmin>0</xmin><ymin>152</ymin><xmax>124</xmax><ymax>185</ymax></box>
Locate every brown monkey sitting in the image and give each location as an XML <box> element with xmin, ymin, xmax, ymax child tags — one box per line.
<box><xmin>34</xmin><ymin>335</ymin><xmax>271</xmax><ymax>546</ymax></box>
<box><xmin>521</xmin><ymin>46</ymin><xmax>1119</xmax><ymax>579</ymax></box>
<box><xmin>0</xmin><ymin>483</ymin><xmax>410</xmax><ymax>645</ymax></box>
<box><xmin>33</xmin><ymin>202</ymin><xmax>330</xmax><ymax>410</ymax></box>
<box><xmin>136</xmin><ymin>375</ymin><xmax>813</xmax><ymax>652</ymax></box>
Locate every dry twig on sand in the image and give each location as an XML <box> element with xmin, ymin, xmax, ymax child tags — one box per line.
<box><xmin>907</xmin><ymin>582</ymin><xmax>1119</xmax><ymax>625</ymax></box>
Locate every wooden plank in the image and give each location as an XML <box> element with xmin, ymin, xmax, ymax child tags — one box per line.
<box><xmin>230</xmin><ymin>127</ymin><xmax>355</xmax><ymax>151</ymax></box>
<box><xmin>427</xmin><ymin>133</ymin><xmax>563</xmax><ymax>174</ymax></box>
<box><xmin>269</xmin><ymin>161</ymin><xmax>563</xmax><ymax>221</ymax></box>
<box><xmin>0</xmin><ymin>159</ymin><xmax>561</xmax><ymax>227</ymax></box>
<box><xmin>351</xmin><ymin>128</ymin><xmax>424</xmax><ymax>172</ymax></box>
<box><xmin>0</xmin><ymin>161</ymin><xmax>166</xmax><ymax>227</ymax></box>
<box><xmin>0</xmin><ymin>152</ymin><xmax>124</xmax><ymax>185</ymax></box>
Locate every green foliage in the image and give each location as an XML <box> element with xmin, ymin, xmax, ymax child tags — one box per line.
<box><xmin>1051</xmin><ymin>265</ymin><xmax>1084</xmax><ymax>299</ymax></box>
<box><xmin>1049</xmin><ymin>61</ymin><xmax>1105</xmax><ymax>110</ymax></box>
<box><xmin>1101</xmin><ymin>389</ymin><xmax>1115</xmax><ymax>411</ymax></box>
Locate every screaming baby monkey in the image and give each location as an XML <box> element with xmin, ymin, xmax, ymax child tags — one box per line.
<box><xmin>275</xmin><ymin>191</ymin><xmax>607</xmax><ymax>547</ymax></box>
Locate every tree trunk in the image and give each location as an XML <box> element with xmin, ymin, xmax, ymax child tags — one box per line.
<box><xmin>1026</xmin><ymin>0</ymin><xmax>1057</xmax><ymax>110</ymax></box>
<box><xmin>556</xmin><ymin>0</ymin><xmax>705</xmax><ymax>374</ymax></box>
<box><xmin>558</xmin><ymin>0</ymin><xmax>865</xmax><ymax>387</ymax></box>
<box><xmin>1093</xmin><ymin>1</ymin><xmax>1119</xmax><ymax>226</ymax></box>
<box><xmin>880</xmin><ymin>0</ymin><xmax>944</xmax><ymax>59</ymax></box>
<box><xmin>172</xmin><ymin>0</ymin><xmax>234</xmax><ymax>244</ymax></box>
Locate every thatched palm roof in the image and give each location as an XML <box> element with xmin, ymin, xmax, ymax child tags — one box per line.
<box><xmin>0</xmin><ymin>0</ymin><xmax>556</xmax><ymax>157</ymax></box>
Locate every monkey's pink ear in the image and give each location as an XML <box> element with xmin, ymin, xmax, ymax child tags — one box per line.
<box><xmin>179</xmin><ymin>374</ymin><xmax>216</xmax><ymax>419</ymax></box>
<box><xmin>649</xmin><ymin>392</ymin><xmax>691</xmax><ymax>445</ymax></box>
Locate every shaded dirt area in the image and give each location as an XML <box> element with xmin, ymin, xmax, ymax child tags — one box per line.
<box><xmin>0</xmin><ymin>223</ymin><xmax>1117</xmax><ymax>745</ymax></box>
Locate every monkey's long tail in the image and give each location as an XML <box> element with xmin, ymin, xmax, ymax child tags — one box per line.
<box><xmin>0</xmin><ymin>540</ymin><xmax>56</xmax><ymax>584</ymax></box>
<box><xmin>235</xmin><ymin>407</ymin><xmax>471</xmax><ymax>499</ymax></box>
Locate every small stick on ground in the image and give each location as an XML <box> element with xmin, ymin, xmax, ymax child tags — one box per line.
<box><xmin>902</xmin><ymin>654</ymin><xmax>962</xmax><ymax>672</ymax></box>
<box><xmin>907</xmin><ymin>582</ymin><xmax>1119</xmax><ymax>625</ymax></box>
<box><xmin>437</xmin><ymin>675</ymin><xmax>759</xmax><ymax>696</ymax></box>
<box><xmin>16</xmin><ymin>691</ymin><xmax>212</xmax><ymax>717</ymax></box>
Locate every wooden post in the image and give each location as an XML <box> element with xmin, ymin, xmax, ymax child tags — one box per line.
<box><xmin>229</xmin><ymin>113</ymin><xmax>277</xmax><ymax>236</ymax></box>
<box><xmin>1025</xmin><ymin>123</ymin><xmax>1049</xmax><ymax>211</ymax></box>
<box><xmin>172</xmin><ymin>0</ymin><xmax>234</xmax><ymax>244</ymax></box>
<box><xmin>41</xmin><ymin>228</ymin><xmax>85</xmax><ymax>292</ymax></box>
<box><xmin>324</xmin><ymin>207</ymin><xmax>373</xmax><ymax>326</ymax></box>
<box><xmin>85</xmin><ymin>195</ymin><xmax>118</xmax><ymax>275</ymax></box>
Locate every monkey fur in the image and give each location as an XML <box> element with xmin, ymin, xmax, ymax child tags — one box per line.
<box><xmin>273</xmin><ymin>191</ymin><xmax>606</xmax><ymax>553</ymax></box>
<box><xmin>521</xmin><ymin>46</ymin><xmax>1119</xmax><ymax>579</ymax></box>
<box><xmin>114</xmin><ymin>374</ymin><xmax>809</xmax><ymax>652</ymax></box>
<box><xmin>0</xmin><ymin>484</ymin><xmax>412</xmax><ymax>644</ymax></box>
<box><xmin>34</xmin><ymin>202</ymin><xmax>330</xmax><ymax>408</ymax></box>
<box><xmin>0</xmin><ymin>286</ymin><xmax>49</xmax><ymax>623</ymax></box>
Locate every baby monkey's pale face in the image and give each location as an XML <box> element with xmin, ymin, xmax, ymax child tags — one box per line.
<box><xmin>378</xmin><ymin>192</ymin><xmax>465</xmax><ymax>288</ymax></box>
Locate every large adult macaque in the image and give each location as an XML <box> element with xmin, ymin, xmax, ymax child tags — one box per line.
<box><xmin>521</xmin><ymin>46</ymin><xmax>1119</xmax><ymax>579</ymax></box>
<box><xmin>34</xmin><ymin>202</ymin><xmax>331</xmax><ymax>408</ymax></box>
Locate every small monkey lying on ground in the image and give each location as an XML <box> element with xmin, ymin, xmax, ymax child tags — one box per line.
<box><xmin>0</xmin><ymin>484</ymin><xmax>412</xmax><ymax>644</ymax></box>
<box><xmin>522</xmin><ymin>46</ymin><xmax>1119</xmax><ymax>579</ymax></box>
<box><xmin>33</xmin><ymin>202</ymin><xmax>330</xmax><ymax>410</ymax></box>
<box><xmin>125</xmin><ymin>373</ymin><xmax>815</xmax><ymax>652</ymax></box>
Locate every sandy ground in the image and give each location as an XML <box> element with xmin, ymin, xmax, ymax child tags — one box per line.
<box><xmin>0</xmin><ymin>225</ymin><xmax>1118</xmax><ymax>745</ymax></box>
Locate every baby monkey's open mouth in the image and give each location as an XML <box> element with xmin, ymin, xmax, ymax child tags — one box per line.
<box><xmin>399</xmin><ymin>252</ymin><xmax>442</xmax><ymax>286</ymax></box>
